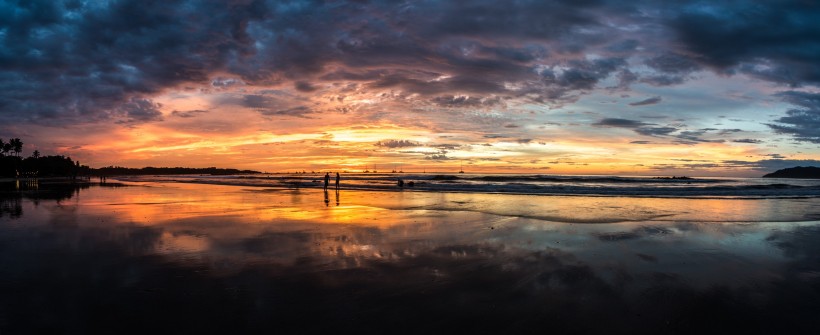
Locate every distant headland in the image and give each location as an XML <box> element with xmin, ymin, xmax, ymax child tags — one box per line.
<box><xmin>762</xmin><ymin>166</ymin><xmax>820</xmax><ymax>179</ymax></box>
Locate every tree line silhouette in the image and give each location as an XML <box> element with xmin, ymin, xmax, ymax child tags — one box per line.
<box><xmin>95</xmin><ymin>166</ymin><xmax>260</xmax><ymax>176</ymax></box>
<box><xmin>0</xmin><ymin>138</ymin><xmax>23</xmax><ymax>157</ymax></box>
<box><xmin>1</xmin><ymin>138</ymin><xmax>89</xmax><ymax>177</ymax></box>
<box><xmin>1</xmin><ymin>138</ymin><xmax>259</xmax><ymax>178</ymax></box>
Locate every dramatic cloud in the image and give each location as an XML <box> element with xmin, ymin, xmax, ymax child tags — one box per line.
<box><xmin>0</xmin><ymin>0</ymin><xmax>818</xmax><ymax>174</ymax></box>
<box><xmin>732</xmin><ymin>139</ymin><xmax>763</xmax><ymax>144</ymax></box>
<box><xmin>2</xmin><ymin>0</ymin><xmax>817</xmax><ymax>124</ymax></box>
<box><xmin>629</xmin><ymin>96</ymin><xmax>662</xmax><ymax>107</ymax></box>
<box><xmin>593</xmin><ymin>118</ymin><xmax>651</xmax><ymax>128</ymax></box>
<box><xmin>635</xmin><ymin>127</ymin><xmax>678</xmax><ymax>137</ymax></box>
<box><xmin>431</xmin><ymin>95</ymin><xmax>501</xmax><ymax>108</ymax></box>
<box><xmin>259</xmin><ymin>106</ymin><xmax>317</xmax><ymax>119</ymax></box>
<box><xmin>171</xmin><ymin>110</ymin><xmax>208</xmax><ymax>118</ymax></box>
<box><xmin>118</xmin><ymin>98</ymin><xmax>163</xmax><ymax>123</ymax></box>
<box><xmin>594</xmin><ymin>118</ymin><xmax>680</xmax><ymax>138</ymax></box>
<box><xmin>375</xmin><ymin>140</ymin><xmax>422</xmax><ymax>149</ymax></box>
<box><xmin>667</xmin><ymin>1</ymin><xmax>820</xmax><ymax>86</ymax></box>
<box><xmin>767</xmin><ymin>91</ymin><xmax>820</xmax><ymax>143</ymax></box>
<box><xmin>675</xmin><ymin>130</ymin><xmax>725</xmax><ymax>143</ymax></box>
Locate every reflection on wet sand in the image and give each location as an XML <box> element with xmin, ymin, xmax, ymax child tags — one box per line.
<box><xmin>1</xmin><ymin>181</ymin><xmax>819</xmax><ymax>333</ymax></box>
<box><xmin>0</xmin><ymin>196</ymin><xmax>22</xmax><ymax>218</ymax></box>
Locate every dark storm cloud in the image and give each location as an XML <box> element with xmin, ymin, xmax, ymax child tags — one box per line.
<box><xmin>541</xmin><ymin>58</ymin><xmax>627</xmax><ymax>91</ymax></box>
<box><xmin>716</xmin><ymin>128</ymin><xmax>742</xmax><ymax>135</ymax></box>
<box><xmin>2</xmin><ymin>0</ymin><xmax>819</xmax><ymax>130</ymax></box>
<box><xmin>171</xmin><ymin>110</ymin><xmax>209</xmax><ymax>118</ymax></box>
<box><xmin>767</xmin><ymin>91</ymin><xmax>820</xmax><ymax>143</ymax></box>
<box><xmin>0</xmin><ymin>0</ymin><xmax>637</xmax><ymax>127</ymax></box>
<box><xmin>635</xmin><ymin>126</ymin><xmax>678</xmax><ymax>137</ymax></box>
<box><xmin>593</xmin><ymin>118</ymin><xmax>650</xmax><ymax>128</ymax></box>
<box><xmin>667</xmin><ymin>1</ymin><xmax>820</xmax><ymax>86</ymax></box>
<box><xmin>0</xmin><ymin>0</ymin><xmax>268</xmax><ymax>124</ymax></box>
<box><xmin>431</xmin><ymin>95</ymin><xmax>500</xmax><ymax>108</ymax></box>
<box><xmin>593</xmin><ymin>118</ymin><xmax>677</xmax><ymax>137</ymax></box>
<box><xmin>118</xmin><ymin>98</ymin><xmax>163</xmax><ymax>123</ymax></box>
<box><xmin>674</xmin><ymin>130</ymin><xmax>725</xmax><ymax>143</ymax></box>
<box><xmin>629</xmin><ymin>96</ymin><xmax>662</xmax><ymax>107</ymax></box>
<box><xmin>426</xmin><ymin>0</ymin><xmax>606</xmax><ymax>40</ymax></box>
<box><xmin>594</xmin><ymin>117</ymin><xmax>737</xmax><ymax>142</ymax></box>
<box><xmin>732</xmin><ymin>139</ymin><xmax>763</xmax><ymax>144</ymax></box>
<box><xmin>241</xmin><ymin>95</ymin><xmax>277</xmax><ymax>109</ymax></box>
<box><xmin>294</xmin><ymin>81</ymin><xmax>318</xmax><ymax>93</ymax></box>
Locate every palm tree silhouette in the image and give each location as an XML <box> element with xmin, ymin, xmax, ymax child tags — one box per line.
<box><xmin>10</xmin><ymin>138</ymin><xmax>22</xmax><ymax>157</ymax></box>
<box><xmin>1</xmin><ymin>141</ymin><xmax>11</xmax><ymax>157</ymax></box>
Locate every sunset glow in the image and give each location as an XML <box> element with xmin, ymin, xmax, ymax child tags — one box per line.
<box><xmin>3</xmin><ymin>1</ymin><xmax>820</xmax><ymax>176</ymax></box>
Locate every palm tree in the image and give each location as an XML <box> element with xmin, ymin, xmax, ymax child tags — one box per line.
<box><xmin>1</xmin><ymin>142</ymin><xmax>10</xmax><ymax>157</ymax></box>
<box><xmin>32</xmin><ymin>150</ymin><xmax>40</xmax><ymax>159</ymax></box>
<box><xmin>10</xmin><ymin>138</ymin><xmax>22</xmax><ymax>157</ymax></box>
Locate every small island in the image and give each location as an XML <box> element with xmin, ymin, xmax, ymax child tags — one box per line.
<box><xmin>762</xmin><ymin>166</ymin><xmax>820</xmax><ymax>179</ymax></box>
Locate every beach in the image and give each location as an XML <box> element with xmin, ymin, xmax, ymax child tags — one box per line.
<box><xmin>2</xmin><ymin>178</ymin><xmax>820</xmax><ymax>333</ymax></box>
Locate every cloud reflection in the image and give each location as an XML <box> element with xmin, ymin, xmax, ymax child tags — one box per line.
<box><xmin>2</xmin><ymin>183</ymin><xmax>820</xmax><ymax>333</ymax></box>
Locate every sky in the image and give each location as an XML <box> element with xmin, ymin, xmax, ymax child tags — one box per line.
<box><xmin>1</xmin><ymin>0</ymin><xmax>820</xmax><ymax>176</ymax></box>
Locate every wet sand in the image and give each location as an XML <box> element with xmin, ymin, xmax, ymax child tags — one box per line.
<box><xmin>2</xmin><ymin>181</ymin><xmax>820</xmax><ymax>334</ymax></box>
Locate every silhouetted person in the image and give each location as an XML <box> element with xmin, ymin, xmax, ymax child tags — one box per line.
<box><xmin>324</xmin><ymin>172</ymin><xmax>330</xmax><ymax>190</ymax></box>
<box><xmin>397</xmin><ymin>177</ymin><xmax>404</xmax><ymax>187</ymax></box>
<box><xmin>335</xmin><ymin>172</ymin><xmax>340</xmax><ymax>190</ymax></box>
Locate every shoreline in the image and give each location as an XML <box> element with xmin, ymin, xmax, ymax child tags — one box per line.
<box><xmin>73</xmin><ymin>178</ymin><xmax>820</xmax><ymax>224</ymax></box>
<box><xmin>3</xmin><ymin>174</ymin><xmax>820</xmax><ymax>333</ymax></box>
<box><xmin>110</xmin><ymin>174</ymin><xmax>820</xmax><ymax>200</ymax></box>
<box><xmin>4</xmin><ymin>175</ymin><xmax>814</xmax><ymax>201</ymax></box>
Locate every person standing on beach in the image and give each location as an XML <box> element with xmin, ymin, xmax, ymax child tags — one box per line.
<box><xmin>324</xmin><ymin>172</ymin><xmax>330</xmax><ymax>190</ymax></box>
<box><xmin>335</xmin><ymin>172</ymin><xmax>340</xmax><ymax>191</ymax></box>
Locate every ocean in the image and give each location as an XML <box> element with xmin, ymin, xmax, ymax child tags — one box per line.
<box><xmin>119</xmin><ymin>172</ymin><xmax>820</xmax><ymax>198</ymax></box>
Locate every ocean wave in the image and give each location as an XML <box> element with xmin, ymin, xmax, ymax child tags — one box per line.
<box><xmin>115</xmin><ymin>174</ymin><xmax>820</xmax><ymax>198</ymax></box>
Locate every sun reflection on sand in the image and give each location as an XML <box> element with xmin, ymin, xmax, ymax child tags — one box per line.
<box><xmin>8</xmin><ymin>181</ymin><xmax>820</xmax><ymax>281</ymax></box>
<box><xmin>3</xmin><ymin>181</ymin><xmax>820</xmax><ymax>333</ymax></box>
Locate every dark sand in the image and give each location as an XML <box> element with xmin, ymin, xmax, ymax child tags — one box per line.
<box><xmin>1</xmin><ymin>180</ymin><xmax>819</xmax><ymax>334</ymax></box>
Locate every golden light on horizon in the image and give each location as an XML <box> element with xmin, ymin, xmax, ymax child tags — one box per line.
<box><xmin>23</xmin><ymin>70</ymin><xmax>811</xmax><ymax>178</ymax></box>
